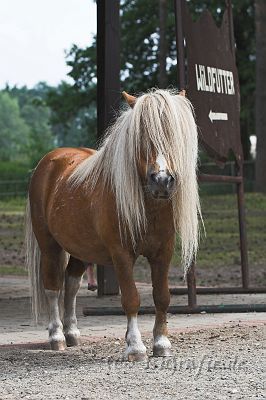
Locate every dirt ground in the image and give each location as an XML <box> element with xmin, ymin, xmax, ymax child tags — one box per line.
<box><xmin>0</xmin><ymin>276</ymin><xmax>265</xmax><ymax>400</ymax></box>
<box><xmin>0</xmin><ymin>324</ymin><xmax>265</xmax><ymax>400</ymax></box>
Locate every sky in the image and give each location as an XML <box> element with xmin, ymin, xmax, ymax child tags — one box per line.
<box><xmin>0</xmin><ymin>0</ymin><xmax>96</xmax><ymax>89</ymax></box>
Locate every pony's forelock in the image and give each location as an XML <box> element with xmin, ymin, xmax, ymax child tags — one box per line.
<box><xmin>69</xmin><ymin>88</ymin><xmax>202</xmax><ymax>274</ymax></box>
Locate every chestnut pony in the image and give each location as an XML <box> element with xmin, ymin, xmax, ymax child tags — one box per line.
<box><xmin>25</xmin><ymin>88</ymin><xmax>202</xmax><ymax>361</ymax></box>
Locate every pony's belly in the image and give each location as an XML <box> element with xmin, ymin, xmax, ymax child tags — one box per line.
<box><xmin>46</xmin><ymin>215</ymin><xmax>111</xmax><ymax>266</ymax></box>
<box><xmin>52</xmin><ymin>233</ymin><xmax>113</xmax><ymax>266</ymax></box>
<box><xmin>67</xmin><ymin>247</ymin><xmax>113</xmax><ymax>266</ymax></box>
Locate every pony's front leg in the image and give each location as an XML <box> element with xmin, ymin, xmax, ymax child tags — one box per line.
<box><xmin>64</xmin><ymin>257</ymin><xmax>86</xmax><ymax>346</ymax></box>
<box><xmin>112</xmin><ymin>252</ymin><xmax>147</xmax><ymax>362</ymax></box>
<box><xmin>150</xmin><ymin>259</ymin><xmax>172</xmax><ymax>357</ymax></box>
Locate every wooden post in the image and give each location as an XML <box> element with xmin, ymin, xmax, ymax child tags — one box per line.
<box><xmin>187</xmin><ymin>261</ymin><xmax>197</xmax><ymax>309</ymax></box>
<box><xmin>96</xmin><ymin>0</ymin><xmax>120</xmax><ymax>296</ymax></box>
<box><xmin>175</xmin><ymin>0</ymin><xmax>198</xmax><ymax>308</ymax></box>
<box><xmin>236</xmin><ymin>165</ymin><xmax>249</xmax><ymax>289</ymax></box>
<box><xmin>174</xmin><ymin>0</ymin><xmax>186</xmax><ymax>90</ymax></box>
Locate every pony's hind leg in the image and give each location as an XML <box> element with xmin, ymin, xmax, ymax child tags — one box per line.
<box><xmin>40</xmin><ymin>242</ymin><xmax>68</xmax><ymax>351</ymax></box>
<box><xmin>45</xmin><ymin>289</ymin><xmax>66</xmax><ymax>351</ymax></box>
<box><xmin>149</xmin><ymin>258</ymin><xmax>172</xmax><ymax>357</ymax></box>
<box><xmin>112</xmin><ymin>252</ymin><xmax>147</xmax><ymax>362</ymax></box>
<box><xmin>64</xmin><ymin>257</ymin><xmax>86</xmax><ymax>347</ymax></box>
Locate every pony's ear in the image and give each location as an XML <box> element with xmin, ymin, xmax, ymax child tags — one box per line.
<box><xmin>179</xmin><ymin>90</ymin><xmax>186</xmax><ymax>97</ymax></box>
<box><xmin>122</xmin><ymin>91</ymin><xmax>136</xmax><ymax>108</ymax></box>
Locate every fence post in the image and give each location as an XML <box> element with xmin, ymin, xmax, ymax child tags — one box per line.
<box><xmin>96</xmin><ymin>0</ymin><xmax>120</xmax><ymax>296</ymax></box>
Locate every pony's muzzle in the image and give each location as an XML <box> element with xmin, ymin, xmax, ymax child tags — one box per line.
<box><xmin>149</xmin><ymin>171</ymin><xmax>175</xmax><ymax>199</ymax></box>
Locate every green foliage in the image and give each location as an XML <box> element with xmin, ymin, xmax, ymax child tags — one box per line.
<box><xmin>0</xmin><ymin>1</ymin><xmax>256</xmax><ymax>163</ymax></box>
<box><xmin>0</xmin><ymin>161</ymin><xmax>29</xmax><ymax>198</ymax></box>
<box><xmin>46</xmin><ymin>44</ymin><xmax>97</xmax><ymax>148</ymax></box>
<box><xmin>46</xmin><ymin>81</ymin><xmax>97</xmax><ymax>148</ymax></box>
<box><xmin>0</xmin><ymin>161</ymin><xmax>30</xmax><ymax>180</ymax></box>
<box><xmin>58</xmin><ymin>107</ymin><xmax>97</xmax><ymax>148</ymax></box>
<box><xmin>5</xmin><ymin>83</ymin><xmax>54</xmax><ymax>167</ymax></box>
<box><xmin>57</xmin><ymin>0</ymin><xmax>254</xmax><ymax>159</ymax></box>
<box><xmin>22</xmin><ymin>102</ymin><xmax>53</xmax><ymax>167</ymax></box>
<box><xmin>0</xmin><ymin>92</ymin><xmax>30</xmax><ymax>162</ymax></box>
<box><xmin>67</xmin><ymin>44</ymin><xmax>97</xmax><ymax>93</ymax></box>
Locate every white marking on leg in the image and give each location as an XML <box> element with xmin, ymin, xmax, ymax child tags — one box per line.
<box><xmin>45</xmin><ymin>289</ymin><xmax>65</xmax><ymax>344</ymax></box>
<box><xmin>64</xmin><ymin>275</ymin><xmax>82</xmax><ymax>340</ymax></box>
<box><xmin>125</xmin><ymin>315</ymin><xmax>146</xmax><ymax>358</ymax></box>
<box><xmin>154</xmin><ymin>334</ymin><xmax>171</xmax><ymax>349</ymax></box>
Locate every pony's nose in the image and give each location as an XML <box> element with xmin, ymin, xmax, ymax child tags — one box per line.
<box><xmin>167</xmin><ymin>174</ymin><xmax>175</xmax><ymax>188</ymax></box>
<box><xmin>151</xmin><ymin>172</ymin><xmax>175</xmax><ymax>189</ymax></box>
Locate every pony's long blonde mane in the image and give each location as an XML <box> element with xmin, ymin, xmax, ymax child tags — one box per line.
<box><xmin>70</xmin><ymin>88</ymin><xmax>202</xmax><ymax>274</ymax></box>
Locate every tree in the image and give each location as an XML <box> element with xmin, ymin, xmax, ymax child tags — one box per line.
<box><xmin>22</xmin><ymin>102</ymin><xmax>54</xmax><ymax>167</ymax></box>
<box><xmin>0</xmin><ymin>92</ymin><xmax>30</xmax><ymax>162</ymax></box>
<box><xmin>46</xmin><ymin>42</ymin><xmax>97</xmax><ymax>148</ymax></box>
<box><xmin>5</xmin><ymin>83</ymin><xmax>55</xmax><ymax>166</ymax></box>
<box><xmin>50</xmin><ymin>0</ymin><xmax>255</xmax><ymax>159</ymax></box>
<box><xmin>46</xmin><ymin>81</ymin><xmax>97</xmax><ymax>148</ymax></box>
<box><xmin>158</xmin><ymin>0</ymin><xmax>168</xmax><ymax>88</ymax></box>
<box><xmin>255</xmin><ymin>0</ymin><xmax>266</xmax><ymax>192</ymax></box>
<box><xmin>52</xmin><ymin>106</ymin><xmax>97</xmax><ymax>148</ymax></box>
<box><xmin>232</xmin><ymin>1</ymin><xmax>255</xmax><ymax>160</ymax></box>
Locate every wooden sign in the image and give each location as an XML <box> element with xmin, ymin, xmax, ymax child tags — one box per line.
<box><xmin>176</xmin><ymin>0</ymin><xmax>243</xmax><ymax>166</ymax></box>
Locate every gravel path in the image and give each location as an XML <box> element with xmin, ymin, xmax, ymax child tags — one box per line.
<box><xmin>0</xmin><ymin>324</ymin><xmax>265</xmax><ymax>400</ymax></box>
<box><xmin>0</xmin><ymin>277</ymin><xmax>265</xmax><ymax>399</ymax></box>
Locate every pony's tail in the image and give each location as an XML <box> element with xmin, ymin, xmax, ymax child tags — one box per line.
<box><xmin>24</xmin><ymin>196</ymin><xmax>47</xmax><ymax>324</ymax></box>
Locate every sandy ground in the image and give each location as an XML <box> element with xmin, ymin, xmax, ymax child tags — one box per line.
<box><xmin>0</xmin><ymin>276</ymin><xmax>265</xmax><ymax>399</ymax></box>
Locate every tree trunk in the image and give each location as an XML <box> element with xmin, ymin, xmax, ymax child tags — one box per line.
<box><xmin>158</xmin><ymin>0</ymin><xmax>167</xmax><ymax>88</ymax></box>
<box><xmin>255</xmin><ymin>0</ymin><xmax>266</xmax><ymax>192</ymax></box>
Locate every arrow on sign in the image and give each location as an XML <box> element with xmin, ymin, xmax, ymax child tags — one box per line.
<box><xmin>209</xmin><ymin>110</ymin><xmax>228</xmax><ymax>123</ymax></box>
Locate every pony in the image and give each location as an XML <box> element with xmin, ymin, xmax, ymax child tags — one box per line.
<box><xmin>25</xmin><ymin>88</ymin><xmax>202</xmax><ymax>361</ymax></box>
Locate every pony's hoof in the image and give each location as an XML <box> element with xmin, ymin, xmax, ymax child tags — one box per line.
<box><xmin>65</xmin><ymin>334</ymin><xmax>81</xmax><ymax>347</ymax></box>
<box><xmin>50</xmin><ymin>340</ymin><xmax>66</xmax><ymax>351</ymax></box>
<box><xmin>153</xmin><ymin>346</ymin><xmax>173</xmax><ymax>357</ymax></box>
<box><xmin>125</xmin><ymin>342</ymin><xmax>147</xmax><ymax>362</ymax></box>
<box><xmin>127</xmin><ymin>352</ymin><xmax>147</xmax><ymax>362</ymax></box>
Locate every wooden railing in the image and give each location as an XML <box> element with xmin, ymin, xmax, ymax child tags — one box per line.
<box><xmin>0</xmin><ymin>180</ymin><xmax>28</xmax><ymax>197</ymax></box>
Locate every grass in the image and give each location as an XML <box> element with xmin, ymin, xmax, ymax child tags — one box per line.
<box><xmin>0</xmin><ymin>194</ymin><xmax>265</xmax><ymax>281</ymax></box>
<box><xmin>169</xmin><ymin>192</ymin><xmax>266</xmax><ymax>270</ymax></box>
<box><xmin>198</xmin><ymin>192</ymin><xmax>266</xmax><ymax>268</ymax></box>
<box><xmin>0</xmin><ymin>197</ymin><xmax>26</xmax><ymax>213</ymax></box>
<box><xmin>0</xmin><ymin>197</ymin><xmax>26</xmax><ymax>275</ymax></box>
<box><xmin>0</xmin><ymin>265</ymin><xmax>27</xmax><ymax>276</ymax></box>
